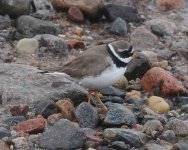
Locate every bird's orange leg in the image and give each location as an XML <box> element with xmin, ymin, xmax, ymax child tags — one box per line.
<box><xmin>94</xmin><ymin>91</ymin><xmax>108</xmax><ymax>112</ymax></box>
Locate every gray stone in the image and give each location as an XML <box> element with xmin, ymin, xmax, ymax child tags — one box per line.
<box><xmin>0</xmin><ymin>15</ymin><xmax>11</xmax><ymax>30</ymax></box>
<box><xmin>35</xmin><ymin>100</ymin><xmax>58</xmax><ymax>118</ymax></box>
<box><xmin>102</xmin><ymin>96</ymin><xmax>124</xmax><ymax>104</ymax></box>
<box><xmin>168</xmin><ymin>119</ymin><xmax>188</xmax><ymax>136</ymax></box>
<box><xmin>0</xmin><ymin>0</ymin><xmax>31</xmax><ymax>18</ymax></box>
<box><xmin>131</xmin><ymin>26</ymin><xmax>158</xmax><ymax>49</ymax></box>
<box><xmin>0</xmin><ymin>127</ymin><xmax>10</xmax><ymax>139</ymax></box>
<box><xmin>0</xmin><ymin>63</ymin><xmax>88</xmax><ymax>106</ymax></box>
<box><xmin>3</xmin><ymin>116</ymin><xmax>25</xmax><ymax>129</ymax></box>
<box><xmin>39</xmin><ymin>119</ymin><xmax>86</xmax><ymax>150</ymax></box>
<box><xmin>16</xmin><ymin>15</ymin><xmax>59</xmax><ymax>37</ymax></box>
<box><xmin>125</xmin><ymin>53</ymin><xmax>152</xmax><ymax>80</ymax></box>
<box><xmin>16</xmin><ymin>38</ymin><xmax>39</xmax><ymax>54</ymax></box>
<box><xmin>111</xmin><ymin>141</ymin><xmax>130</xmax><ymax>150</ymax></box>
<box><xmin>175</xmin><ymin>97</ymin><xmax>188</xmax><ymax>107</ymax></box>
<box><xmin>75</xmin><ymin>102</ymin><xmax>98</xmax><ymax>128</ymax></box>
<box><xmin>103</xmin><ymin>4</ymin><xmax>140</xmax><ymax>23</ymax></box>
<box><xmin>110</xmin><ymin>17</ymin><xmax>128</xmax><ymax>37</ymax></box>
<box><xmin>143</xmin><ymin>120</ymin><xmax>163</xmax><ymax>135</ymax></box>
<box><xmin>34</xmin><ymin>34</ymin><xmax>68</xmax><ymax>56</ymax></box>
<box><xmin>181</xmin><ymin>104</ymin><xmax>188</xmax><ymax>113</ymax></box>
<box><xmin>103</xmin><ymin>128</ymin><xmax>148</xmax><ymax>148</ymax></box>
<box><xmin>151</xmin><ymin>24</ymin><xmax>167</xmax><ymax>37</ymax></box>
<box><xmin>172</xmin><ymin>143</ymin><xmax>188</xmax><ymax>150</ymax></box>
<box><xmin>161</xmin><ymin>130</ymin><xmax>176</xmax><ymax>143</ymax></box>
<box><xmin>104</xmin><ymin>102</ymin><xmax>137</xmax><ymax>126</ymax></box>
<box><xmin>144</xmin><ymin>143</ymin><xmax>168</xmax><ymax>150</ymax></box>
<box><xmin>99</xmin><ymin>86</ymin><xmax>125</xmax><ymax>97</ymax></box>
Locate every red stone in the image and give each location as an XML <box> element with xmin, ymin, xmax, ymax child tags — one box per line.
<box><xmin>47</xmin><ymin>113</ymin><xmax>63</xmax><ymax>124</ymax></box>
<box><xmin>16</xmin><ymin>117</ymin><xmax>45</xmax><ymax>133</ymax></box>
<box><xmin>67</xmin><ymin>39</ymin><xmax>85</xmax><ymax>49</ymax></box>
<box><xmin>155</xmin><ymin>0</ymin><xmax>184</xmax><ymax>10</ymax></box>
<box><xmin>10</xmin><ymin>104</ymin><xmax>29</xmax><ymax>116</ymax></box>
<box><xmin>140</xmin><ymin>67</ymin><xmax>188</xmax><ymax>96</ymax></box>
<box><xmin>67</xmin><ymin>6</ymin><xmax>84</xmax><ymax>22</ymax></box>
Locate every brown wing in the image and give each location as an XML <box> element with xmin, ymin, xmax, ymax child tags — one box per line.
<box><xmin>47</xmin><ymin>52</ymin><xmax>113</xmax><ymax>78</ymax></box>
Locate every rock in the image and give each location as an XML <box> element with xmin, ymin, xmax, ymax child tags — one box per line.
<box><xmin>181</xmin><ymin>104</ymin><xmax>188</xmax><ymax>113</ymax></box>
<box><xmin>171</xmin><ymin>143</ymin><xmax>188</xmax><ymax>150</ymax></box>
<box><xmin>0</xmin><ymin>63</ymin><xmax>88</xmax><ymax>106</ymax></box>
<box><xmin>175</xmin><ymin>97</ymin><xmax>188</xmax><ymax>107</ymax></box>
<box><xmin>16</xmin><ymin>38</ymin><xmax>39</xmax><ymax>54</ymax></box>
<box><xmin>99</xmin><ymin>86</ymin><xmax>125</xmax><ymax>98</ymax></box>
<box><xmin>161</xmin><ymin>130</ymin><xmax>176</xmax><ymax>143</ymax></box>
<box><xmin>16</xmin><ymin>15</ymin><xmax>59</xmax><ymax>37</ymax></box>
<box><xmin>0</xmin><ymin>140</ymin><xmax>10</xmax><ymax>150</ymax></box>
<box><xmin>16</xmin><ymin>117</ymin><xmax>46</xmax><ymax>133</ymax></box>
<box><xmin>10</xmin><ymin>104</ymin><xmax>29</xmax><ymax>116</ymax></box>
<box><xmin>143</xmin><ymin>120</ymin><xmax>163</xmax><ymax>135</ymax></box>
<box><xmin>168</xmin><ymin>119</ymin><xmax>188</xmax><ymax>136</ymax></box>
<box><xmin>67</xmin><ymin>7</ymin><xmax>84</xmax><ymax>22</ymax></box>
<box><xmin>140</xmin><ymin>67</ymin><xmax>188</xmax><ymax>96</ymax></box>
<box><xmin>39</xmin><ymin>119</ymin><xmax>86</xmax><ymax>150</ymax></box>
<box><xmin>148</xmin><ymin>96</ymin><xmax>170</xmax><ymax>113</ymax></box>
<box><xmin>47</xmin><ymin>113</ymin><xmax>63</xmax><ymax>125</ymax></box>
<box><xmin>103</xmin><ymin>4</ymin><xmax>140</xmax><ymax>23</ymax></box>
<box><xmin>56</xmin><ymin>99</ymin><xmax>76</xmax><ymax>121</ymax></box>
<box><xmin>102</xmin><ymin>96</ymin><xmax>124</xmax><ymax>104</ymax></box>
<box><xmin>144</xmin><ymin>143</ymin><xmax>168</xmax><ymax>150</ymax></box>
<box><xmin>146</xmin><ymin>18</ymin><xmax>176</xmax><ymax>34</ymax></box>
<box><xmin>126</xmin><ymin>90</ymin><xmax>141</xmax><ymax>101</ymax></box>
<box><xmin>0</xmin><ymin>0</ymin><xmax>31</xmax><ymax>18</ymax></box>
<box><xmin>153</xmin><ymin>60</ymin><xmax>169</xmax><ymax>69</ymax></box>
<box><xmin>75</xmin><ymin>102</ymin><xmax>98</xmax><ymax>128</ymax></box>
<box><xmin>131</xmin><ymin>26</ymin><xmax>158</xmax><ymax>49</ymax></box>
<box><xmin>34</xmin><ymin>34</ymin><xmax>68</xmax><ymax>56</ymax></box>
<box><xmin>171</xmin><ymin>39</ymin><xmax>188</xmax><ymax>52</ymax></box>
<box><xmin>67</xmin><ymin>39</ymin><xmax>85</xmax><ymax>49</ymax></box>
<box><xmin>111</xmin><ymin>141</ymin><xmax>130</xmax><ymax>150</ymax></box>
<box><xmin>4</xmin><ymin>116</ymin><xmax>26</xmax><ymax>129</ymax></box>
<box><xmin>110</xmin><ymin>17</ymin><xmax>128</xmax><ymax>37</ymax></box>
<box><xmin>51</xmin><ymin>0</ymin><xmax>103</xmax><ymax>18</ymax></box>
<box><xmin>12</xmin><ymin>137</ymin><xmax>29</xmax><ymax>149</ymax></box>
<box><xmin>35</xmin><ymin>100</ymin><xmax>58</xmax><ymax>119</ymax></box>
<box><xmin>103</xmin><ymin>128</ymin><xmax>148</xmax><ymax>148</ymax></box>
<box><xmin>141</xmin><ymin>51</ymin><xmax>158</xmax><ymax>63</ymax></box>
<box><xmin>125</xmin><ymin>52</ymin><xmax>152</xmax><ymax>80</ymax></box>
<box><xmin>104</xmin><ymin>102</ymin><xmax>137</xmax><ymax>126</ymax></box>
<box><xmin>0</xmin><ymin>15</ymin><xmax>11</xmax><ymax>30</ymax></box>
<box><xmin>113</xmin><ymin>76</ymin><xmax>129</xmax><ymax>90</ymax></box>
<box><xmin>0</xmin><ymin>127</ymin><xmax>10</xmax><ymax>139</ymax></box>
<box><xmin>155</xmin><ymin>0</ymin><xmax>184</xmax><ymax>10</ymax></box>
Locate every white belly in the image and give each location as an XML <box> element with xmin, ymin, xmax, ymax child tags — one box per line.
<box><xmin>79</xmin><ymin>65</ymin><xmax>126</xmax><ymax>89</ymax></box>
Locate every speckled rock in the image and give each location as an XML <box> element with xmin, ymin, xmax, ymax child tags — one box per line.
<box><xmin>75</xmin><ymin>102</ymin><xmax>98</xmax><ymax>128</ymax></box>
<box><xmin>103</xmin><ymin>128</ymin><xmax>148</xmax><ymax>148</ymax></box>
<box><xmin>104</xmin><ymin>102</ymin><xmax>137</xmax><ymax>126</ymax></box>
<box><xmin>16</xmin><ymin>15</ymin><xmax>59</xmax><ymax>37</ymax></box>
<box><xmin>16</xmin><ymin>38</ymin><xmax>39</xmax><ymax>54</ymax></box>
<box><xmin>0</xmin><ymin>140</ymin><xmax>10</xmax><ymax>150</ymax></box>
<box><xmin>39</xmin><ymin>119</ymin><xmax>86</xmax><ymax>150</ymax></box>
<box><xmin>140</xmin><ymin>67</ymin><xmax>188</xmax><ymax>96</ymax></box>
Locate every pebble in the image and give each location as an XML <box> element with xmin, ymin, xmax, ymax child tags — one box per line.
<box><xmin>12</xmin><ymin>137</ymin><xmax>28</xmax><ymax>149</ymax></box>
<box><xmin>171</xmin><ymin>143</ymin><xmax>188</xmax><ymax>150</ymax></box>
<box><xmin>155</xmin><ymin>0</ymin><xmax>185</xmax><ymax>10</ymax></box>
<box><xmin>67</xmin><ymin>6</ymin><xmax>84</xmax><ymax>22</ymax></box>
<box><xmin>110</xmin><ymin>17</ymin><xmax>128</xmax><ymax>37</ymax></box>
<box><xmin>111</xmin><ymin>141</ymin><xmax>130</xmax><ymax>150</ymax></box>
<box><xmin>181</xmin><ymin>104</ymin><xmax>188</xmax><ymax>113</ymax></box>
<box><xmin>175</xmin><ymin>97</ymin><xmax>188</xmax><ymax>107</ymax></box>
<box><xmin>34</xmin><ymin>100</ymin><xmax>58</xmax><ymax>119</ymax></box>
<box><xmin>144</xmin><ymin>143</ymin><xmax>168</xmax><ymax>150</ymax></box>
<box><xmin>103</xmin><ymin>128</ymin><xmax>148</xmax><ymax>148</ymax></box>
<box><xmin>56</xmin><ymin>99</ymin><xmax>76</xmax><ymax>121</ymax></box>
<box><xmin>39</xmin><ymin>119</ymin><xmax>86</xmax><ymax>150</ymax></box>
<box><xmin>99</xmin><ymin>86</ymin><xmax>125</xmax><ymax>97</ymax></box>
<box><xmin>102</xmin><ymin>96</ymin><xmax>124</xmax><ymax>104</ymax></box>
<box><xmin>0</xmin><ymin>127</ymin><xmax>10</xmax><ymax>139</ymax></box>
<box><xmin>104</xmin><ymin>102</ymin><xmax>137</xmax><ymax>126</ymax></box>
<box><xmin>0</xmin><ymin>140</ymin><xmax>10</xmax><ymax>150</ymax></box>
<box><xmin>113</xmin><ymin>76</ymin><xmax>128</xmax><ymax>90</ymax></box>
<box><xmin>151</xmin><ymin>24</ymin><xmax>166</xmax><ymax>37</ymax></box>
<box><xmin>161</xmin><ymin>130</ymin><xmax>176</xmax><ymax>143</ymax></box>
<box><xmin>10</xmin><ymin>104</ymin><xmax>29</xmax><ymax>116</ymax></box>
<box><xmin>75</xmin><ymin>102</ymin><xmax>98</xmax><ymax>128</ymax></box>
<box><xmin>16</xmin><ymin>38</ymin><xmax>39</xmax><ymax>54</ymax></box>
<box><xmin>16</xmin><ymin>117</ymin><xmax>46</xmax><ymax>133</ymax></box>
<box><xmin>47</xmin><ymin>113</ymin><xmax>63</xmax><ymax>125</ymax></box>
<box><xmin>4</xmin><ymin>116</ymin><xmax>26</xmax><ymax>129</ymax></box>
<box><xmin>148</xmin><ymin>96</ymin><xmax>170</xmax><ymax>113</ymax></box>
<box><xmin>143</xmin><ymin>120</ymin><xmax>163</xmax><ymax>136</ymax></box>
<box><xmin>126</xmin><ymin>90</ymin><xmax>141</xmax><ymax>100</ymax></box>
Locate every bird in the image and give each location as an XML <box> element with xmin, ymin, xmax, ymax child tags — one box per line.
<box><xmin>42</xmin><ymin>42</ymin><xmax>137</xmax><ymax>112</ymax></box>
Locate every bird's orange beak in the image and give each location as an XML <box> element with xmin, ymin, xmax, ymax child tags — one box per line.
<box><xmin>132</xmin><ymin>52</ymin><xmax>137</xmax><ymax>59</ymax></box>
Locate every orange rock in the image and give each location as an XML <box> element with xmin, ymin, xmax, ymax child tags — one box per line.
<box><xmin>155</xmin><ymin>0</ymin><xmax>184</xmax><ymax>10</ymax></box>
<box><xmin>140</xmin><ymin>67</ymin><xmax>187</xmax><ymax>96</ymax></box>
<box><xmin>56</xmin><ymin>99</ymin><xmax>76</xmax><ymax>121</ymax></box>
<box><xmin>67</xmin><ymin>39</ymin><xmax>85</xmax><ymax>49</ymax></box>
<box><xmin>67</xmin><ymin>7</ymin><xmax>84</xmax><ymax>22</ymax></box>
<box><xmin>16</xmin><ymin>117</ymin><xmax>45</xmax><ymax>133</ymax></box>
